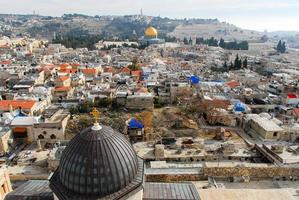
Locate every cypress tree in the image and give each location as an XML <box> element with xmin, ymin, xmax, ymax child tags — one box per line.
<box><xmin>223</xmin><ymin>61</ymin><xmax>228</xmax><ymax>71</ymax></box>
<box><xmin>183</xmin><ymin>37</ymin><xmax>189</xmax><ymax>45</ymax></box>
<box><xmin>234</xmin><ymin>54</ymin><xmax>241</xmax><ymax>70</ymax></box>
<box><xmin>282</xmin><ymin>41</ymin><xmax>286</xmax><ymax>53</ymax></box>
<box><xmin>219</xmin><ymin>38</ymin><xmax>226</xmax><ymax>48</ymax></box>
<box><xmin>277</xmin><ymin>40</ymin><xmax>282</xmax><ymax>53</ymax></box>
<box><xmin>243</xmin><ymin>57</ymin><xmax>248</xmax><ymax>68</ymax></box>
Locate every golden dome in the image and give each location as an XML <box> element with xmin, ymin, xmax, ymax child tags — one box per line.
<box><xmin>145</xmin><ymin>26</ymin><xmax>158</xmax><ymax>37</ymax></box>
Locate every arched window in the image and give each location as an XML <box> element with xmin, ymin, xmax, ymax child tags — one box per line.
<box><xmin>38</xmin><ymin>134</ymin><xmax>44</xmax><ymax>139</ymax></box>
<box><xmin>50</xmin><ymin>134</ymin><xmax>56</xmax><ymax>139</ymax></box>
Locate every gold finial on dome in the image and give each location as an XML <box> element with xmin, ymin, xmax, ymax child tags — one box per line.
<box><xmin>90</xmin><ymin>107</ymin><xmax>100</xmax><ymax>123</ymax></box>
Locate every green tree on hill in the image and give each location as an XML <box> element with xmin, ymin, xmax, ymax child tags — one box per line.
<box><xmin>234</xmin><ymin>54</ymin><xmax>242</xmax><ymax>70</ymax></box>
<box><xmin>195</xmin><ymin>37</ymin><xmax>204</xmax><ymax>45</ymax></box>
<box><xmin>183</xmin><ymin>37</ymin><xmax>189</xmax><ymax>45</ymax></box>
<box><xmin>219</xmin><ymin>38</ymin><xmax>225</xmax><ymax>48</ymax></box>
<box><xmin>243</xmin><ymin>57</ymin><xmax>248</xmax><ymax>68</ymax></box>
<box><xmin>277</xmin><ymin>40</ymin><xmax>286</xmax><ymax>53</ymax></box>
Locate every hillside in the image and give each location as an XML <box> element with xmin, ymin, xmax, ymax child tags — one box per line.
<box><xmin>0</xmin><ymin>14</ymin><xmax>268</xmax><ymax>42</ymax></box>
<box><xmin>169</xmin><ymin>22</ymin><xmax>264</xmax><ymax>41</ymax></box>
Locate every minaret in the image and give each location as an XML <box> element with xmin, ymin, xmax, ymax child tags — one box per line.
<box><xmin>140</xmin><ymin>8</ymin><xmax>143</xmax><ymax>17</ymax></box>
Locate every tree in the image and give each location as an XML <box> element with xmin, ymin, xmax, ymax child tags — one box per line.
<box><xmin>243</xmin><ymin>57</ymin><xmax>248</xmax><ymax>68</ymax></box>
<box><xmin>129</xmin><ymin>57</ymin><xmax>140</xmax><ymax>70</ymax></box>
<box><xmin>281</xmin><ymin>41</ymin><xmax>286</xmax><ymax>53</ymax></box>
<box><xmin>219</xmin><ymin>38</ymin><xmax>226</xmax><ymax>48</ymax></box>
<box><xmin>207</xmin><ymin>37</ymin><xmax>218</xmax><ymax>46</ymax></box>
<box><xmin>195</xmin><ymin>37</ymin><xmax>204</xmax><ymax>45</ymax></box>
<box><xmin>223</xmin><ymin>61</ymin><xmax>228</xmax><ymax>72</ymax></box>
<box><xmin>234</xmin><ymin>54</ymin><xmax>242</xmax><ymax>70</ymax></box>
<box><xmin>277</xmin><ymin>40</ymin><xmax>282</xmax><ymax>52</ymax></box>
<box><xmin>183</xmin><ymin>37</ymin><xmax>189</xmax><ymax>45</ymax></box>
<box><xmin>276</xmin><ymin>40</ymin><xmax>286</xmax><ymax>53</ymax></box>
<box><xmin>226</xmin><ymin>41</ymin><xmax>237</xmax><ymax>50</ymax></box>
<box><xmin>238</xmin><ymin>41</ymin><xmax>249</xmax><ymax>50</ymax></box>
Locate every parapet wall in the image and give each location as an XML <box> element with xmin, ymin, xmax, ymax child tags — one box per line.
<box><xmin>146</xmin><ymin>166</ymin><xmax>299</xmax><ymax>182</ymax></box>
<box><xmin>202</xmin><ymin>166</ymin><xmax>299</xmax><ymax>178</ymax></box>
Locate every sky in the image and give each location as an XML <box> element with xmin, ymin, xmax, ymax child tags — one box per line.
<box><xmin>2</xmin><ymin>0</ymin><xmax>299</xmax><ymax>31</ymax></box>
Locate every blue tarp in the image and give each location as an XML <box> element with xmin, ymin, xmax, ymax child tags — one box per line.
<box><xmin>15</xmin><ymin>110</ymin><xmax>27</xmax><ymax>117</ymax></box>
<box><xmin>189</xmin><ymin>75</ymin><xmax>201</xmax><ymax>84</ymax></box>
<box><xmin>128</xmin><ymin>118</ymin><xmax>144</xmax><ymax>129</ymax></box>
<box><xmin>234</xmin><ymin>102</ymin><xmax>246</xmax><ymax>112</ymax></box>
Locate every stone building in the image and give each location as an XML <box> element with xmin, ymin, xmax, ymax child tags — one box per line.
<box><xmin>33</xmin><ymin>109</ymin><xmax>70</xmax><ymax>142</ymax></box>
<box><xmin>0</xmin><ymin>128</ymin><xmax>11</xmax><ymax>155</ymax></box>
<box><xmin>126</xmin><ymin>95</ymin><xmax>154</xmax><ymax>110</ymax></box>
<box><xmin>55</xmin><ymin>76</ymin><xmax>71</xmax><ymax>87</ymax></box>
<box><xmin>244</xmin><ymin>114</ymin><xmax>284</xmax><ymax>140</ymax></box>
<box><xmin>4</xmin><ymin>120</ymin><xmax>201</xmax><ymax>200</ymax></box>
<box><xmin>10</xmin><ymin>108</ymin><xmax>70</xmax><ymax>144</ymax></box>
<box><xmin>0</xmin><ymin>165</ymin><xmax>12</xmax><ymax>198</ymax></box>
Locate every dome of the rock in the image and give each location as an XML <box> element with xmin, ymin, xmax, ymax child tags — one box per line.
<box><xmin>144</xmin><ymin>26</ymin><xmax>158</xmax><ymax>38</ymax></box>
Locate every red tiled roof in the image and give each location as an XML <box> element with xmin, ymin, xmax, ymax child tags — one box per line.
<box><xmin>294</xmin><ymin>108</ymin><xmax>299</xmax><ymax>117</ymax></box>
<box><xmin>288</xmin><ymin>93</ymin><xmax>298</xmax><ymax>99</ymax></box>
<box><xmin>41</xmin><ymin>64</ymin><xmax>55</xmax><ymax>71</ymax></box>
<box><xmin>0</xmin><ymin>100</ymin><xmax>36</xmax><ymax>110</ymax></box>
<box><xmin>55</xmin><ymin>76</ymin><xmax>70</xmax><ymax>82</ymax></box>
<box><xmin>131</xmin><ymin>70</ymin><xmax>142</xmax><ymax>77</ymax></box>
<box><xmin>0</xmin><ymin>60</ymin><xmax>12</xmax><ymax>65</ymax></box>
<box><xmin>225</xmin><ymin>80</ymin><xmax>240</xmax><ymax>88</ymax></box>
<box><xmin>60</xmin><ymin>63</ymin><xmax>69</xmax><ymax>70</ymax></box>
<box><xmin>104</xmin><ymin>67</ymin><xmax>114</xmax><ymax>73</ymax></box>
<box><xmin>81</xmin><ymin>68</ymin><xmax>97</xmax><ymax>75</ymax></box>
<box><xmin>59</xmin><ymin>69</ymin><xmax>77</xmax><ymax>74</ymax></box>
<box><xmin>54</xmin><ymin>86</ymin><xmax>71</xmax><ymax>92</ymax></box>
<box><xmin>72</xmin><ymin>63</ymin><xmax>81</xmax><ymax>67</ymax></box>
<box><xmin>0</xmin><ymin>44</ymin><xmax>10</xmax><ymax>48</ymax></box>
<box><xmin>121</xmin><ymin>67</ymin><xmax>131</xmax><ymax>74</ymax></box>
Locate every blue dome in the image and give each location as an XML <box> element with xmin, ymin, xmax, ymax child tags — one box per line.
<box><xmin>128</xmin><ymin>118</ymin><xmax>144</xmax><ymax>129</ymax></box>
<box><xmin>234</xmin><ymin>102</ymin><xmax>246</xmax><ymax>112</ymax></box>
<box><xmin>189</xmin><ymin>75</ymin><xmax>200</xmax><ymax>84</ymax></box>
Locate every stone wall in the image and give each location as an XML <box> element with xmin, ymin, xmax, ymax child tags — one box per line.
<box><xmin>202</xmin><ymin>166</ymin><xmax>299</xmax><ymax>178</ymax></box>
<box><xmin>145</xmin><ymin>166</ymin><xmax>299</xmax><ymax>182</ymax></box>
<box><xmin>146</xmin><ymin>174</ymin><xmax>202</xmax><ymax>182</ymax></box>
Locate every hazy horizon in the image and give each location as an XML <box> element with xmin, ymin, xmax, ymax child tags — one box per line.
<box><xmin>2</xmin><ymin>0</ymin><xmax>299</xmax><ymax>32</ymax></box>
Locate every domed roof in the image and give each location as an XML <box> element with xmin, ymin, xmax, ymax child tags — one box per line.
<box><xmin>50</xmin><ymin>124</ymin><xmax>144</xmax><ymax>200</ymax></box>
<box><xmin>145</xmin><ymin>26</ymin><xmax>158</xmax><ymax>37</ymax></box>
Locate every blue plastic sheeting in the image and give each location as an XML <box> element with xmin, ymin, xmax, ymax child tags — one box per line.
<box><xmin>15</xmin><ymin>110</ymin><xmax>27</xmax><ymax>117</ymax></box>
<box><xmin>234</xmin><ymin>102</ymin><xmax>246</xmax><ymax>112</ymax></box>
<box><xmin>128</xmin><ymin>118</ymin><xmax>144</xmax><ymax>129</ymax></box>
<box><xmin>189</xmin><ymin>75</ymin><xmax>201</xmax><ymax>84</ymax></box>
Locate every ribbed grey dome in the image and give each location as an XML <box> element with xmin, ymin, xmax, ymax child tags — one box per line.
<box><xmin>51</xmin><ymin>124</ymin><xmax>140</xmax><ymax>199</ymax></box>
